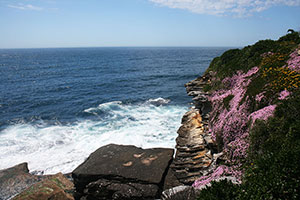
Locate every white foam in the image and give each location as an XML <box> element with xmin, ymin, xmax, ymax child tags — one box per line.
<box><xmin>0</xmin><ymin>100</ymin><xmax>187</xmax><ymax>174</ymax></box>
<box><xmin>146</xmin><ymin>97</ymin><xmax>170</xmax><ymax>105</ymax></box>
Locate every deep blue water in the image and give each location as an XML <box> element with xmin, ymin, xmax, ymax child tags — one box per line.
<box><xmin>0</xmin><ymin>47</ymin><xmax>227</xmax><ymax>173</ymax></box>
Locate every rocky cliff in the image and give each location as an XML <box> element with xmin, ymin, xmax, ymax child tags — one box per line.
<box><xmin>176</xmin><ymin>31</ymin><xmax>300</xmax><ymax>199</ymax></box>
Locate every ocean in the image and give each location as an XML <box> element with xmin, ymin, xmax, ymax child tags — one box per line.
<box><xmin>0</xmin><ymin>47</ymin><xmax>227</xmax><ymax>174</ymax></box>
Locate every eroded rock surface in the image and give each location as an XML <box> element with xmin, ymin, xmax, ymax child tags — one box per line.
<box><xmin>171</xmin><ymin>74</ymin><xmax>221</xmax><ymax>185</ymax></box>
<box><xmin>0</xmin><ymin>163</ymin><xmax>44</xmax><ymax>200</ymax></box>
<box><xmin>161</xmin><ymin>185</ymin><xmax>197</xmax><ymax>200</ymax></box>
<box><xmin>72</xmin><ymin>144</ymin><xmax>174</xmax><ymax>200</ymax></box>
<box><xmin>13</xmin><ymin>173</ymin><xmax>74</xmax><ymax>200</ymax></box>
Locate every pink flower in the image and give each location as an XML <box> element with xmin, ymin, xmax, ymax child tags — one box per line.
<box><xmin>249</xmin><ymin>105</ymin><xmax>276</xmax><ymax>126</ymax></box>
<box><xmin>287</xmin><ymin>48</ymin><xmax>300</xmax><ymax>72</ymax></box>
<box><xmin>278</xmin><ymin>89</ymin><xmax>290</xmax><ymax>100</ymax></box>
<box><xmin>255</xmin><ymin>92</ymin><xmax>265</xmax><ymax>102</ymax></box>
<box><xmin>194</xmin><ymin>66</ymin><xmax>276</xmax><ymax>188</ymax></box>
<box><xmin>192</xmin><ymin>165</ymin><xmax>229</xmax><ymax>188</ymax></box>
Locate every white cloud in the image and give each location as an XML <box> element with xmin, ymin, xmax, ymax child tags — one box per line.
<box><xmin>149</xmin><ymin>0</ymin><xmax>300</xmax><ymax>16</ymax></box>
<box><xmin>8</xmin><ymin>4</ymin><xmax>43</xmax><ymax>11</ymax></box>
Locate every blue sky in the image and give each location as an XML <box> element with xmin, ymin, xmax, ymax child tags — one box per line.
<box><xmin>0</xmin><ymin>0</ymin><xmax>300</xmax><ymax>48</ymax></box>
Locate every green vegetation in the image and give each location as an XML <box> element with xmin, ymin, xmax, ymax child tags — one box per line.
<box><xmin>197</xmin><ymin>180</ymin><xmax>239</xmax><ymax>200</ymax></box>
<box><xmin>206</xmin><ymin>32</ymin><xmax>300</xmax><ymax>80</ymax></box>
<box><xmin>207</xmin><ymin>32</ymin><xmax>300</xmax><ymax>114</ymax></box>
<box><xmin>223</xmin><ymin>95</ymin><xmax>234</xmax><ymax>110</ymax></box>
<box><xmin>197</xmin><ymin>31</ymin><xmax>300</xmax><ymax>199</ymax></box>
<box><xmin>245</xmin><ymin>89</ymin><xmax>300</xmax><ymax>199</ymax></box>
<box><xmin>197</xmin><ymin>88</ymin><xmax>300</xmax><ymax>199</ymax></box>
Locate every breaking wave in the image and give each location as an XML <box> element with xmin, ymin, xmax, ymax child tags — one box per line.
<box><xmin>0</xmin><ymin>98</ymin><xmax>187</xmax><ymax>174</ymax></box>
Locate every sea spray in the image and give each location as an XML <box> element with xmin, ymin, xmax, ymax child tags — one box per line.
<box><xmin>0</xmin><ymin>99</ymin><xmax>187</xmax><ymax>174</ymax></box>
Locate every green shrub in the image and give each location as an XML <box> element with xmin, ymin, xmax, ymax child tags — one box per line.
<box><xmin>243</xmin><ymin>88</ymin><xmax>300</xmax><ymax>199</ymax></box>
<box><xmin>223</xmin><ymin>95</ymin><xmax>234</xmax><ymax>110</ymax></box>
<box><xmin>197</xmin><ymin>180</ymin><xmax>240</xmax><ymax>200</ymax></box>
<box><xmin>196</xmin><ymin>88</ymin><xmax>300</xmax><ymax>200</ymax></box>
<box><xmin>195</xmin><ymin>32</ymin><xmax>300</xmax><ymax>200</ymax></box>
<box><xmin>205</xmin><ymin>32</ymin><xmax>300</xmax><ymax>83</ymax></box>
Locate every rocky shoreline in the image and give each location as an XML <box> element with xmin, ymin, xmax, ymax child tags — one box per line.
<box><xmin>171</xmin><ymin>73</ymin><xmax>216</xmax><ymax>185</ymax></box>
<box><xmin>0</xmin><ymin>74</ymin><xmax>219</xmax><ymax>200</ymax></box>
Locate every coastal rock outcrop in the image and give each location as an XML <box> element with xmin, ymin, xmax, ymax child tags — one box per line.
<box><xmin>0</xmin><ymin>162</ymin><xmax>74</xmax><ymax>200</ymax></box>
<box><xmin>72</xmin><ymin>144</ymin><xmax>174</xmax><ymax>200</ymax></box>
<box><xmin>171</xmin><ymin>74</ymin><xmax>223</xmax><ymax>185</ymax></box>
<box><xmin>13</xmin><ymin>173</ymin><xmax>74</xmax><ymax>200</ymax></box>
<box><xmin>0</xmin><ymin>163</ymin><xmax>44</xmax><ymax>200</ymax></box>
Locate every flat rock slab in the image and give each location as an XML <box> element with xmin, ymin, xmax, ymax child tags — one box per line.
<box><xmin>0</xmin><ymin>163</ymin><xmax>44</xmax><ymax>200</ymax></box>
<box><xmin>72</xmin><ymin>144</ymin><xmax>174</xmax><ymax>199</ymax></box>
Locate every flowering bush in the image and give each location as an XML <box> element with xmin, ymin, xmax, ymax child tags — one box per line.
<box><xmin>209</xmin><ymin>67</ymin><xmax>258</xmax><ymax>162</ymax></box>
<box><xmin>193</xmin><ymin>166</ymin><xmax>229</xmax><ymax>188</ymax></box>
<box><xmin>262</xmin><ymin>66</ymin><xmax>300</xmax><ymax>90</ymax></box>
<box><xmin>260</xmin><ymin>48</ymin><xmax>300</xmax><ymax>92</ymax></box>
<box><xmin>287</xmin><ymin>47</ymin><xmax>300</xmax><ymax>72</ymax></box>
<box><xmin>194</xmin><ymin>31</ymin><xmax>300</xmax><ymax>199</ymax></box>
<box><xmin>278</xmin><ymin>89</ymin><xmax>290</xmax><ymax>100</ymax></box>
<box><xmin>249</xmin><ymin>105</ymin><xmax>276</xmax><ymax>127</ymax></box>
<box><xmin>255</xmin><ymin>92</ymin><xmax>265</xmax><ymax>102</ymax></box>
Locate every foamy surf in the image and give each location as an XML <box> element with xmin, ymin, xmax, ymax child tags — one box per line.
<box><xmin>0</xmin><ymin>98</ymin><xmax>187</xmax><ymax>174</ymax></box>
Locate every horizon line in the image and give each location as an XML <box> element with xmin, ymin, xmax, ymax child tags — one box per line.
<box><xmin>0</xmin><ymin>45</ymin><xmax>239</xmax><ymax>50</ymax></box>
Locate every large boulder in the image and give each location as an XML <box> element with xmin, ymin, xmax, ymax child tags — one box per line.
<box><xmin>72</xmin><ymin>144</ymin><xmax>174</xmax><ymax>200</ymax></box>
<box><xmin>0</xmin><ymin>163</ymin><xmax>44</xmax><ymax>200</ymax></box>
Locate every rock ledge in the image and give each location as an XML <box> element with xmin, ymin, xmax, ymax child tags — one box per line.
<box><xmin>72</xmin><ymin>144</ymin><xmax>174</xmax><ymax>200</ymax></box>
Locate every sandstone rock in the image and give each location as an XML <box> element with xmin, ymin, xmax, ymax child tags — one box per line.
<box><xmin>72</xmin><ymin>144</ymin><xmax>175</xmax><ymax>199</ymax></box>
<box><xmin>0</xmin><ymin>163</ymin><xmax>44</xmax><ymax>200</ymax></box>
<box><xmin>171</xmin><ymin>74</ymin><xmax>222</xmax><ymax>186</ymax></box>
<box><xmin>13</xmin><ymin>173</ymin><xmax>74</xmax><ymax>200</ymax></box>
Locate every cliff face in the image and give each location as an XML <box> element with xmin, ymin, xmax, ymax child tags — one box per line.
<box><xmin>173</xmin><ymin>31</ymin><xmax>300</xmax><ymax>199</ymax></box>
<box><xmin>170</xmin><ymin>74</ymin><xmax>215</xmax><ymax>185</ymax></box>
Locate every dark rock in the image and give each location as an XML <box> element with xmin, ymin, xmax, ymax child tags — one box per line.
<box><xmin>82</xmin><ymin>179</ymin><xmax>158</xmax><ymax>200</ymax></box>
<box><xmin>163</xmin><ymin>168</ymin><xmax>182</xmax><ymax>191</ymax></box>
<box><xmin>0</xmin><ymin>163</ymin><xmax>44</xmax><ymax>200</ymax></box>
<box><xmin>72</xmin><ymin>144</ymin><xmax>174</xmax><ymax>199</ymax></box>
<box><xmin>13</xmin><ymin>173</ymin><xmax>74</xmax><ymax>200</ymax></box>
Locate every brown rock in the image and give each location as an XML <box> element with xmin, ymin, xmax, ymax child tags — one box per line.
<box><xmin>0</xmin><ymin>163</ymin><xmax>44</xmax><ymax>200</ymax></box>
<box><xmin>13</xmin><ymin>173</ymin><xmax>74</xmax><ymax>200</ymax></box>
<box><xmin>170</xmin><ymin>73</ymin><xmax>222</xmax><ymax>186</ymax></box>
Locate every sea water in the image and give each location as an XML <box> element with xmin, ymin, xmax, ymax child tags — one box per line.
<box><xmin>0</xmin><ymin>47</ymin><xmax>227</xmax><ymax>174</ymax></box>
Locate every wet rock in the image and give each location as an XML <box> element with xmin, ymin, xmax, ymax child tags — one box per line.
<box><xmin>161</xmin><ymin>185</ymin><xmax>197</xmax><ymax>200</ymax></box>
<box><xmin>0</xmin><ymin>163</ymin><xmax>44</xmax><ymax>200</ymax></box>
<box><xmin>13</xmin><ymin>173</ymin><xmax>74</xmax><ymax>200</ymax></box>
<box><xmin>72</xmin><ymin>144</ymin><xmax>174</xmax><ymax>199</ymax></box>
